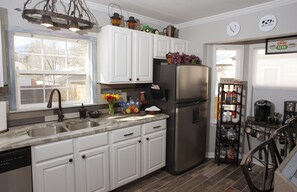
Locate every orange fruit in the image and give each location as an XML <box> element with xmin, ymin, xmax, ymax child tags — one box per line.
<box><xmin>133</xmin><ymin>108</ymin><xmax>139</xmax><ymax>113</ymax></box>
<box><xmin>130</xmin><ymin>105</ymin><xmax>135</xmax><ymax>110</ymax></box>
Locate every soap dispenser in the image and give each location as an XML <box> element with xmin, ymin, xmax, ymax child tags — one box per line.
<box><xmin>79</xmin><ymin>103</ymin><xmax>87</xmax><ymax>119</ymax></box>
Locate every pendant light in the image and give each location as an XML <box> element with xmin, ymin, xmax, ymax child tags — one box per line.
<box><xmin>22</xmin><ymin>0</ymin><xmax>97</xmax><ymax>32</ymax></box>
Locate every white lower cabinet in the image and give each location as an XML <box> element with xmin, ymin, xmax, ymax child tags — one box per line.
<box><xmin>109</xmin><ymin>120</ymin><xmax>167</xmax><ymax>190</ymax></box>
<box><xmin>32</xmin><ymin>140</ymin><xmax>75</xmax><ymax>192</ymax></box>
<box><xmin>31</xmin><ymin>132</ymin><xmax>109</xmax><ymax>192</ymax></box>
<box><xmin>75</xmin><ymin>133</ymin><xmax>109</xmax><ymax>192</ymax></box>
<box><xmin>142</xmin><ymin>130</ymin><xmax>166</xmax><ymax>175</ymax></box>
<box><xmin>109</xmin><ymin>125</ymin><xmax>141</xmax><ymax>190</ymax></box>
<box><xmin>32</xmin><ymin>120</ymin><xmax>167</xmax><ymax>192</ymax></box>
<box><xmin>34</xmin><ymin>154</ymin><xmax>75</xmax><ymax>192</ymax></box>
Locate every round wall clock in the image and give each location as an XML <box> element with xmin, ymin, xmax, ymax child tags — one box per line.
<box><xmin>226</xmin><ymin>22</ymin><xmax>241</xmax><ymax>37</ymax></box>
<box><xmin>259</xmin><ymin>15</ymin><xmax>277</xmax><ymax>32</ymax></box>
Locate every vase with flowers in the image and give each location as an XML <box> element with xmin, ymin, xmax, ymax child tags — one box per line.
<box><xmin>102</xmin><ymin>93</ymin><xmax>120</xmax><ymax>115</ymax></box>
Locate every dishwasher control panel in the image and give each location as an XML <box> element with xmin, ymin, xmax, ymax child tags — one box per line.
<box><xmin>0</xmin><ymin>147</ymin><xmax>31</xmax><ymax>173</ymax></box>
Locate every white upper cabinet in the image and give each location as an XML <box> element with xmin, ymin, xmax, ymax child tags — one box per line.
<box><xmin>171</xmin><ymin>38</ymin><xmax>188</xmax><ymax>54</ymax></box>
<box><xmin>153</xmin><ymin>35</ymin><xmax>171</xmax><ymax>59</ymax></box>
<box><xmin>132</xmin><ymin>30</ymin><xmax>153</xmax><ymax>83</ymax></box>
<box><xmin>0</xmin><ymin>19</ymin><xmax>4</xmax><ymax>87</ymax></box>
<box><xmin>98</xmin><ymin>25</ymin><xmax>153</xmax><ymax>84</ymax></box>
<box><xmin>98</xmin><ymin>26</ymin><xmax>132</xmax><ymax>84</ymax></box>
<box><xmin>154</xmin><ymin>35</ymin><xmax>188</xmax><ymax>59</ymax></box>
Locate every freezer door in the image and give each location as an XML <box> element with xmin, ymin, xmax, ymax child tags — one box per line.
<box><xmin>176</xmin><ymin>65</ymin><xmax>209</xmax><ymax>103</ymax></box>
<box><xmin>174</xmin><ymin>101</ymin><xmax>207</xmax><ymax>173</ymax></box>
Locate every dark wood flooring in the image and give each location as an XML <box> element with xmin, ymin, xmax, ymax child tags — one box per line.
<box><xmin>112</xmin><ymin>159</ymin><xmax>250</xmax><ymax>192</ymax></box>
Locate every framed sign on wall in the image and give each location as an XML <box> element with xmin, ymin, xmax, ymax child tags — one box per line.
<box><xmin>265</xmin><ymin>35</ymin><xmax>297</xmax><ymax>54</ymax></box>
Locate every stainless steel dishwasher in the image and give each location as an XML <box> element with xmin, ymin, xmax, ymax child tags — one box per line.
<box><xmin>0</xmin><ymin>147</ymin><xmax>32</xmax><ymax>192</ymax></box>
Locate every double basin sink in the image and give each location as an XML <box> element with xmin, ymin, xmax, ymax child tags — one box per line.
<box><xmin>27</xmin><ymin>120</ymin><xmax>100</xmax><ymax>138</ymax></box>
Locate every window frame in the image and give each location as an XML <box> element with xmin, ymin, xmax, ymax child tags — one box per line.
<box><xmin>210</xmin><ymin>45</ymin><xmax>244</xmax><ymax>124</ymax></box>
<box><xmin>8</xmin><ymin>30</ymin><xmax>97</xmax><ymax>112</ymax></box>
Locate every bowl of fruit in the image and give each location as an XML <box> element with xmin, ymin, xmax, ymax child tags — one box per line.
<box><xmin>120</xmin><ymin>100</ymin><xmax>140</xmax><ymax>114</ymax></box>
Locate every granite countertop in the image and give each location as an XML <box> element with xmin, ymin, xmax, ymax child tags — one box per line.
<box><xmin>0</xmin><ymin>113</ymin><xmax>169</xmax><ymax>152</ymax></box>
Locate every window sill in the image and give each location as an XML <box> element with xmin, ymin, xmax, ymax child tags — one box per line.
<box><xmin>253</xmin><ymin>86</ymin><xmax>297</xmax><ymax>91</ymax></box>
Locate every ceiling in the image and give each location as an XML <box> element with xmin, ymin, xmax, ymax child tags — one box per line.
<box><xmin>89</xmin><ymin>0</ymin><xmax>275</xmax><ymax>24</ymax></box>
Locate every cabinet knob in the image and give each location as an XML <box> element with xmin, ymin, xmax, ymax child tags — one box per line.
<box><xmin>146</xmin><ymin>138</ymin><xmax>149</xmax><ymax>141</ymax></box>
<box><xmin>137</xmin><ymin>78</ymin><xmax>139</xmax><ymax>81</ymax></box>
<box><xmin>138</xmin><ymin>140</ymin><xmax>141</xmax><ymax>143</ymax></box>
<box><xmin>82</xmin><ymin>155</ymin><xmax>86</xmax><ymax>159</ymax></box>
<box><xmin>69</xmin><ymin>158</ymin><xmax>73</xmax><ymax>163</ymax></box>
<box><xmin>129</xmin><ymin>78</ymin><xmax>132</xmax><ymax>81</ymax></box>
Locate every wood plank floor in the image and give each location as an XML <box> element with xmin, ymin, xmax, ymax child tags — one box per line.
<box><xmin>112</xmin><ymin>159</ymin><xmax>250</xmax><ymax>192</ymax></box>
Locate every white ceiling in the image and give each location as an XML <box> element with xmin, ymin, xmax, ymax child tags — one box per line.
<box><xmin>89</xmin><ymin>0</ymin><xmax>275</xmax><ymax>24</ymax></box>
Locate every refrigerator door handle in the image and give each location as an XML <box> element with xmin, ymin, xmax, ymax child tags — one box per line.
<box><xmin>192</xmin><ymin>108</ymin><xmax>200</xmax><ymax>124</ymax></box>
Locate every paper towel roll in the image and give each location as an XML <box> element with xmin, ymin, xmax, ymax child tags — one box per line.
<box><xmin>0</xmin><ymin>101</ymin><xmax>7</xmax><ymax>133</ymax></box>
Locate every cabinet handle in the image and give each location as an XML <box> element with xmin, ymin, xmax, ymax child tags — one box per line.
<box><xmin>82</xmin><ymin>155</ymin><xmax>86</xmax><ymax>159</ymax></box>
<box><xmin>153</xmin><ymin>125</ymin><xmax>161</xmax><ymax>129</ymax></box>
<box><xmin>137</xmin><ymin>78</ymin><xmax>139</xmax><ymax>81</ymax></box>
<box><xmin>146</xmin><ymin>138</ymin><xmax>150</xmax><ymax>141</ymax></box>
<box><xmin>138</xmin><ymin>140</ymin><xmax>141</xmax><ymax>143</ymax></box>
<box><xmin>124</xmin><ymin>133</ymin><xmax>134</xmax><ymax>137</ymax></box>
<box><xmin>69</xmin><ymin>158</ymin><xmax>73</xmax><ymax>163</ymax></box>
<box><xmin>129</xmin><ymin>78</ymin><xmax>132</xmax><ymax>81</ymax></box>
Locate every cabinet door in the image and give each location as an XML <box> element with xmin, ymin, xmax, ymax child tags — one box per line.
<box><xmin>33</xmin><ymin>155</ymin><xmax>75</xmax><ymax>192</ymax></box>
<box><xmin>171</xmin><ymin>38</ymin><xmax>188</xmax><ymax>54</ymax></box>
<box><xmin>142</xmin><ymin>130</ymin><xmax>166</xmax><ymax>175</ymax></box>
<box><xmin>110</xmin><ymin>27</ymin><xmax>132</xmax><ymax>83</ymax></box>
<box><xmin>133</xmin><ymin>31</ymin><xmax>153</xmax><ymax>83</ymax></box>
<box><xmin>153</xmin><ymin>35</ymin><xmax>171</xmax><ymax>59</ymax></box>
<box><xmin>0</xmin><ymin>19</ymin><xmax>4</xmax><ymax>87</ymax></box>
<box><xmin>77</xmin><ymin>146</ymin><xmax>109</xmax><ymax>192</ymax></box>
<box><xmin>110</xmin><ymin>137</ymin><xmax>141</xmax><ymax>190</ymax></box>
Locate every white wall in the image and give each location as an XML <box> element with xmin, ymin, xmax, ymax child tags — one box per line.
<box><xmin>179</xmin><ymin>2</ymin><xmax>297</xmax><ymax>63</ymax></box>
<box><xmin>0</xmin><ymin>0</ymin><xmax>165</xmax><ymax>36</ymax></box>
<box><xmin>179</xmin><ymin>2</ymin><xmax>297</xmax><ymax>156</ymax></box>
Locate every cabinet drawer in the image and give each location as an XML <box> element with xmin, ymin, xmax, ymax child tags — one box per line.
<box><xmin>76</xmin><ymin>132</ymin><xmax>108</xmax><ymax>152</ymax></box>
<box><xmin>143</xmin><ymin>120</ymin><xmax>166</xmax><ymax>135</ymax></box>
<box><xmin>111</xmin><ymin>125</ymin><xmax>141</xmax><ymax>143</ymax></box>
<box><xmin>32</xmin><ymin>139</ymin><xmax>73</xmax><ymax>163</ymax></box>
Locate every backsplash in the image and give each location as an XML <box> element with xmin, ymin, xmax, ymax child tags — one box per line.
<box><xmin>100</xmin><ymin>83</ymin><xmax>148</xmax><ymax>102</ymax></box>
<box><xmin>3</xmin><ymin>84</ymin><xmax>149</xmax><ymax>127</ymax></box>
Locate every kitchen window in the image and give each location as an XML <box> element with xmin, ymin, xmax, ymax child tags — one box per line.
<box><xmin>211</xmin><ymin>45</ymin><xmax>244</xmax><ymax>123</ymax></box>
<box><xmin>246</xmin><ymin>44</ymin><xmax>297</xmax><ymax>117</ymax></box>
<box><xmin>11</xmin><ymin>33</ymin><xmax>95</xmax><ymax>111</ymax></box>
<box><xmin>252</xmin><ymin>48</ymin><xmax>297</xmax><ymax>88</ymax></box>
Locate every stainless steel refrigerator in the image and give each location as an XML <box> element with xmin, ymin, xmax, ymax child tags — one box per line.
<box><xmin>148</xmin><ymin>60</ymin><xmax>209</xmax><ymax>175</ymax></box>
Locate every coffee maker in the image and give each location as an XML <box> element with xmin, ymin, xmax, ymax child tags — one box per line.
<box><xmin>254</xmin><ymin>100</ymin><xmax>272</xmax><ymax>122</ymax></box>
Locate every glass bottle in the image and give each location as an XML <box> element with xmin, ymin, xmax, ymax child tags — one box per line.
<box><xmin>231</xmin><ymin>85</ymin><xmax>237</xmax><ymax>103</ymax></box>
<box><xmin>226</xmin><ymin>85</ymin><xmax>231</xmax><ymax>104</ymax></box>
<box><xmin>139</xmin><ymin>91</ymin><xmax>148</xmax><ymax>111</ymax></box>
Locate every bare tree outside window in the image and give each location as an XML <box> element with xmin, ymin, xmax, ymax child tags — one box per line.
<box><xmin>14</xmin><ymin>34</ymin><xmax>92</xmax><ymax>110</ymax></box>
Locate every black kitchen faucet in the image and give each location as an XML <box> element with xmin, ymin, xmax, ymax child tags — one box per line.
<box><xmin>47</xmin><ymin>89</ymin><xmax>64</xmax><ymax>122</ymax></box>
